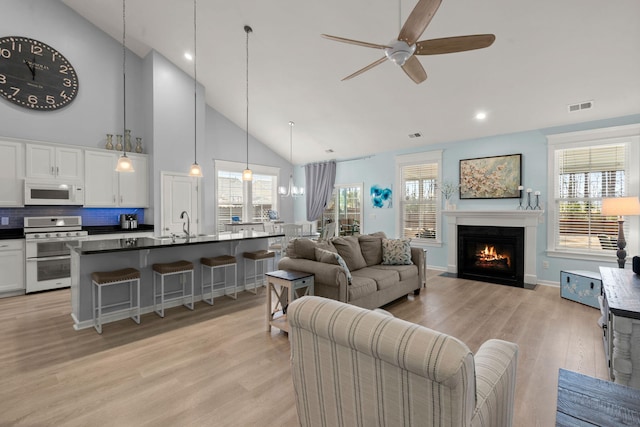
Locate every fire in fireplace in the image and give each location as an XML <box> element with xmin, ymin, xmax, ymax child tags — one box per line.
<box><xmin>458</xmin><ymin>225</ymin><xmax>524</xmax><ymax>287</ymax></box>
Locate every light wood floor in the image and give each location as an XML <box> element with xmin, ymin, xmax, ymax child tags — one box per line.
<box><xmin>0</xmin><ymin>270</ymin><xmax>606</xmax><ymax>427</ymax></box>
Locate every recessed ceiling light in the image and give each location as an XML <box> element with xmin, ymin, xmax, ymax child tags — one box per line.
<box><xmin>184</xmin><ymin>52</ymin><xmax>193</xmax><ymax>61</ymax></box>
<box><xmin>475</xmin><ymin>112</ymin><xmax>487</xmax><ymax>121</ymax></box>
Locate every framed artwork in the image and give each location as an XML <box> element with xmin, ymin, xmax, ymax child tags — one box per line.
<box><xmin>459</xmin><ymin>153</ymin><xmax>522</xmax><ymax>199</ymax></box>
<box><xmin>370</xmin><ymin>184</ymin><xmax>392</xmax><ymax>208</ymax></box>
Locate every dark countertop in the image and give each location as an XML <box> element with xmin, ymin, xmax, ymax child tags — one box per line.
<box><xmin>0</xmin><ymin>229</ymin><xmax>24</xmax><ymax>240</ymax></box>
<box><xmin>71</xmin><ymin>231</ymin><xmax>284</xmax><ymax>255</ymax></box>
<box><xmin>84</xmin><ymin>224</ymin><xmax>154</xmax><ymax>235</ymax></box>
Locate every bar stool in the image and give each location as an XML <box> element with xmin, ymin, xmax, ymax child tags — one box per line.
<box><xmin>243</xmin><ymin>250</ymin><xmax>275</xmax><ymax>294</ymax></box>
<box><xmin>200</xmin><ymin>255</ymin><xmax>237</xmax><ymax>305</ymax></box>
<box><xmin>91</xmin><ymin>267</ymin><xmax>141</xmax><ymax>334</ymax></box>
<box><xmin>152</xmin><ymin>260</ymin><xmax>194</xmax><ymax>318</ymax></box>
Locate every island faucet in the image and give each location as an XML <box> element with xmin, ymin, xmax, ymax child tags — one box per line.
<box><xmin>180</xmin><ymin>211</ymin><xmax>190</xmax><ymax>237</ymax></box>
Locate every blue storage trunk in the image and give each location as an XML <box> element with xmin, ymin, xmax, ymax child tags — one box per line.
<box><xmin>560</xmin><ymin>270</ymin><xmax>601</xmax><ymax>309</ymax></box>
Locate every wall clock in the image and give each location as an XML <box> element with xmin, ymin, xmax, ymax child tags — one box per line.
<box><xmin>0</xmin><ymin>36</ymin><xmax>79</xmax><ymax>110</ymax></box>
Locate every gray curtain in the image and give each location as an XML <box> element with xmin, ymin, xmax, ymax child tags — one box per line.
<box><xmin>305</xmin><ymin>161</ymin><xmax>336</xmax><ymax>222</ymax></box>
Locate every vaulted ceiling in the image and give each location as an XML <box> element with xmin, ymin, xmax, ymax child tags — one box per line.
<box><xmin>62</xmin><ymin>0</ymin><xmax>640</xmax><ymax>164</ymax></box>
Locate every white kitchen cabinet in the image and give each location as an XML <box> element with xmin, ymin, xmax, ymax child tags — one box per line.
<box><xmin>0</xmin><ymin>140</ymin><xmax>24</xmax><ymax>206</ymax></box>
<box><xmin>84</xmin><ymin>150</ymin><xmax>148</xmax><ymax>207</ymax></box>
<box><xmin>0</xmin><ymin>240</ymin><xmax>25</xmax><ymax>295</ymax></box>
<box><xmin>26</xmin><ymin>143</ymin><xmax>83</xmax><ymax>181</ymax></box>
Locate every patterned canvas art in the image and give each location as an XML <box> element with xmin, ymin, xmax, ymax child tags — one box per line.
<box><xmin>459</xmin><ymin>154</ymin><xmax>521</xmax><ymax>199</ymax></box>
<box><xmin>371</xmin><ymin>184</ymin><xmax>392</xmax><ymax>208</ymax></box>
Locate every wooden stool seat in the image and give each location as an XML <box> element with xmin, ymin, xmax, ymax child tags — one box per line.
<box><xmin>243</xmin><ymin>251</ymin><xmax>275</xmax><ymax>294</ymax></box>
<box><xmin>152</xmin><ymin>260</ymin><xmax>194</xmax><ymax>274</ymax></box>
<box><xmin>152</xmin><ymin>260</ymin><xmax>194</xmax><ymax>318</ymax></box>
<box><xmin>91</xmin><ymin>267</ymin><xmax>141</xmax><ymax>334</ymax></box>
<box><xmin>201</xmin><ymin>255</ymin><xmax>237</xmax><ymax>305</ymax></box>
<box><xmin>92</xmin><ymin>268</ymin><xmax>140</xmax><ymax>284</ymax></box>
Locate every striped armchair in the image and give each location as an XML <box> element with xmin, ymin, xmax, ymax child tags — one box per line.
<box><xmin>288</xmin><ymin>296</ymin><xmax>519</xmax><ymax>427</ymax></box>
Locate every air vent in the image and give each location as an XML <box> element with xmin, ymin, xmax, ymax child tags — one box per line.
<box><xmin>325</xmin><ymin>149</ymin><xmax>334</xmax><ymax>153</ymax></box>
<box><xmin>568</xmin><ymin>100</ymin><xmax>594</xmax><ymax>113</ymax></box>
<box><xmin>408</xmin><ymin>132</ymin><xmax>422</xmax><ymax>138</ymax></box>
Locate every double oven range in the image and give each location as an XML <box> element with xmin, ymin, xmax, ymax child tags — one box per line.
<box><xmin>24</xmin><ymin>216</ymin><xmax>88</xmax><ymax>293</ymax></box>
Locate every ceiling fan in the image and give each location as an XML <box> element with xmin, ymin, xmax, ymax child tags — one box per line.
<box><xmin>322</xmin><ymin>0</ymin><xmax>495</xmax><ymax>84</ymax></box>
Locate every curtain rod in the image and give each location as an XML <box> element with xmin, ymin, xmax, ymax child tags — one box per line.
<box><xmin>305</xmin><ymin>155</ymin><xmax>373</xmax><ymax>167</ymax></box>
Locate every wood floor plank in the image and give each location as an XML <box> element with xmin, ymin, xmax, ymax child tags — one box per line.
<box><xmin>0</xmin><ymin>270</ymin><xmax>605</xmax><ymax>426</ymax></box>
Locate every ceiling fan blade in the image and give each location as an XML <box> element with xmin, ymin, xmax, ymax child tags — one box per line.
<box><xmin>342</xmin><ymin>57</ymin><xmax>388</xmax><ymax>81</ymax></box>
<box><xmin>415</xmin><ymin>34</ymin><xmax>496</xmax><ymax>55</ymax></box>
<box><xmin>321</xmin><ymin>34</ymin><xmax>391</xmax><ymax>50</ymax></box>
<box><xmin>401</xmin><ymin>56</ymin><xmax>427</xmax><ymax>84</ymax></box>
<box><xmin>398</xmin><ymin>0</ymin><xmax>442</xmax><ymax>46</ymax></box>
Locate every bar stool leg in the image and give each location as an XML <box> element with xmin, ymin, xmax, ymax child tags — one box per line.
<box><xmin>185</xmin><ymin>270</ymin><xmax>194</xmax><ymax>310</ymax></box>
<box><xmin>228</xmin><ymin>264</ymin><xmax>237</xmax><ymax>299</ymax></box>
<box><xmin>133</xmin><ymin>278</ymin><xmax>141</xmax><ymax>324</ymax></box>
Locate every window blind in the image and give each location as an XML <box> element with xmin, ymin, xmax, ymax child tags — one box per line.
<box><xmin>555</xmin><ymin>143</ymin><xmax>626</xmax><ymax>251</ymax></box>
<box><xmin>251</xmin><ymin>173</ymin><xmax>276</xmax><ymax>222</ymax></box>
<box><xmin>217</xmin><ymin>170</ymin><xmax>244</xmax><ymax>230</ymax></box>
<box><xmin>401</xmin><ymin>163</ymin><xmax>438</xmax><ymax>240</ymax></box>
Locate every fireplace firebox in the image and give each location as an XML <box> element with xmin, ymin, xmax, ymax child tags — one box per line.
<box><xmin>457</xmin><ymin>225</ymin><xmax>525</xmax><ymax>287</ymax></box>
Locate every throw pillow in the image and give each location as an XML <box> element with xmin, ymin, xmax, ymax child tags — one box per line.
<box><xmin>359</xmin><ymin>232</ymin><xmax>386</xmax><ymax>266</ymax></box>
<box><xmin>315</xmin><ymin>248</ymin><xmax>352</xmax><ymax>283</ymax></box>
<box><xmin>331</xmin><ymin>236</ymin><xmax>367</xmax><ymax>271</ymax></box>
<box><xmin>381</xmin><ymin>238</ymin><xmax>413</xmax><ymax>265</ymax></box>
<box><xmin>295</xmin><ymin>238</ymin><xmax>318</xmax><ymax>260</ymax></box>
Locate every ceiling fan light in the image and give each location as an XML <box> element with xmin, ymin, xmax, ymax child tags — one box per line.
<box><xmin>385</xmin><ymin>40</ymin><xmax>415</xmax><ymax>66</ymax></box>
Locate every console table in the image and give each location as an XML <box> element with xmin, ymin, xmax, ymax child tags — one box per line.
<box><xmin>599</xmin><ymin>267</ymin><xmax>640</xmax><ymax>388</ymax></box>
<box><xmin>556</xmin><ymin>368</ymin><xmax>640</xmax><ymax>426</ymax></box>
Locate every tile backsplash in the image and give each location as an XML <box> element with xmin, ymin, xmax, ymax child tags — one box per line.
<box><xmin>0</xmin><ymin>206</ymin><xmax>145</xmax><ymax>229</ymax></box>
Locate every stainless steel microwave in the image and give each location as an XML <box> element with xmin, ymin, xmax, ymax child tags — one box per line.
<box><xmin>24</xmin><ymin>180</ymin><xmax>84</xmax><ymax>205</ymax></box>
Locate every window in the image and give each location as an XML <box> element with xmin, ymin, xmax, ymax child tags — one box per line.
<box><xmin>547</xmin><ymin>125</ymin><xmax>640</xmax><ymax>259</ymax></box>
<box><xmin>396</xmin><ymin>150</ymin><xmax>442</xmax><ymax>242</ymax></box>
<box><xmin>215</xmin><ymin>160</ymin><xmax>279</xmax><ymax>231</ymax></box>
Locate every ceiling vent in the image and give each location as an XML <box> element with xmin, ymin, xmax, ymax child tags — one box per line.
<box><xmin>408</xmin><ymin>132</ymin><xmax>422</xmax><ymax>138</ymax></box>
<box><xmin>325</xmin><ymin>149</ymin><xmax>334</xmax><ymax>153</ymax></box>
<box><xmin>568</xmin><ymin>100</ymin><xmax>594</xmax><ymax>113</ymax></box>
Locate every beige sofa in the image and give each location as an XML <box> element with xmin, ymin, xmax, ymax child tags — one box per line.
<box><xmin>289</xmin><ymin>296</ymin><xmax>519</xmax><ymax>427</ymax></box>
<box><xmin>278</xmin><ymin>233</ymin><xmax>424</xmax><ymax>309</ymax></box>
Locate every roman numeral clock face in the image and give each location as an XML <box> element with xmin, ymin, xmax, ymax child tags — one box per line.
<box><xmin>0</xmin><ymin>36</ymin><xmax>79</xmax><ymax>110</ymax></box>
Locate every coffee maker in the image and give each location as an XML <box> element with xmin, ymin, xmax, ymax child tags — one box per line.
<box><xmin>119</xmin><ymin>213</ymin><xmax>138</xmax><ymax>229</ymax></box>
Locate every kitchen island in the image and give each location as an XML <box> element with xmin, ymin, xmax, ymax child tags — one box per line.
<box><xmin>70</xmin><ymin>231</ymin><xmax>283</xmax><ymax>330</ymax></box>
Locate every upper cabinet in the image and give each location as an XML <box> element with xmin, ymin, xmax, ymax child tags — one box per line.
<box><xmin>26</xmin><ymin>143</ymin><xmax>83</xmax><ymax>182</ymax></box>
<box><xmin>0</xmin><ymin>140</ymin><xmax>25</xmax><ymax>206</ymax></box>
<box><xmin>84</xmin><ymin>150</ymin><xmax>148</xmax><ymax>208</ymax></box>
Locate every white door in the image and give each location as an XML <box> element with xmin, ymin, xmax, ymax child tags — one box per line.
<box><xmin>161</xmin><ymin>173</ymin><xmax>199</xmax><ymax>236</ymax></box>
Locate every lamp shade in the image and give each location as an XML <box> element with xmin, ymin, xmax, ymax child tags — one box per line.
<box><xmin>602</xmin><ymin>197</ymin><xmax>640</xmax><ymax>216</ymax></box>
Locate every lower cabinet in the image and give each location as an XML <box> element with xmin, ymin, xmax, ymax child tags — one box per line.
<box><xmin>0</xmin><ymin>240</ymin><xmax>25</xmax><ymax>295</ymax></box>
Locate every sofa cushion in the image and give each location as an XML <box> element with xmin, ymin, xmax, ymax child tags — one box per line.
<box><xmin>348</xmin><ymin>276</ymin><xmax>377</xmax><ymax>301</ymax></box>
<box><xmin>352</xmin><ymin>267</ymin><xmax>400</xmax><ymax>291</ymax></box>
<box><xmin>358</xmin><ymin>232</ymin><xmax>386</xmax><ymax>266</ymax></box>
<box><xmin>286</xmin><ymin>238</ymin><xmax>336</xmax><ymax>260</ymax></box>
<box><xmin>315</xmin><ymin>248</ymin><xmax>352</xmax><ymax>283</ymax></box>
<box><xmin>382</xmin><ymin>238</ymin><xmax>413</xmax><ymax>265</ymax></box>
<box><xmin>370</xmin><ymin>264</ymin><xmax>419</xmax><ymax>282</ymax></box>
<box><xmin>331</xmin><ymin>236</ymin><xmax>367</xmax><ymax>271</ymax></box>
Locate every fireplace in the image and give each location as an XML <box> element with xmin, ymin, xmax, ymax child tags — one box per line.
<box><xmin>458</xmin><ymin>225</ymin><xmax>525</xmax><ymax>287</ymax></box>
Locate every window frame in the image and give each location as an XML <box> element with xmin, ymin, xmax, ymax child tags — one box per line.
<box><xmin>395</xmin><ymin>150</ymin><xmax>443</xmax><ymax>246</ymax></box>
<box><xmin>546</xmin><ymin>124</ymin><xmax>640</xmax><ymax>261</ymax></box>
<box><xmin>214</xmin><ymin>160</ymin><xmax>279</xmax><ymax>231</ymax></box>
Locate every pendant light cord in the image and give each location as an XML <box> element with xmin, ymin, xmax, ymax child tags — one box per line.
<box><xmin>245</xmin><ymin>25</ymin><xmax>252</xmax><ymax>170</ymax></box>
<box><xmin>122</xmin><ymin>0</ymin><xmax>127</xmax><ymax>157</ymax></box>
<box><xmin>193</xmin><ymin>0</ymin><xmax>197</xmax><ymax>163</ymax></box>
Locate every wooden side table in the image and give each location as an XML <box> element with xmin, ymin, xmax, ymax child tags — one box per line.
<box><xmin>266</xmin><ymin>270</ymin><xmax>314</xmax><ymax>333</ymax></box>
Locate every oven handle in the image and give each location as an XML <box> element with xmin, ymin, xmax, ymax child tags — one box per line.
<box><xmin>26</xmin><ymin>255</ymin><xmax>72</xmax><ymax>262</ymax></box>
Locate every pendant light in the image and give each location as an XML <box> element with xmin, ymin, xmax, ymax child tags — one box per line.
<box><xmin>278</xmin><ymin>121</ymin><xmax>305</xmax><ymax>198</ymax></box>
<box><xmin>242</xmin><ymin>25</ymin><xmax>253</xmax><ymax>181</ymax></box>
<box><xmin>188</xmin><ymin>0</ymin><xmax>202</xmax><ymax>177</ymax></box>
<box><xmin>115</xmin><ymin>0</ymin><xmax>134</xmax><ymax>172</ymax></box>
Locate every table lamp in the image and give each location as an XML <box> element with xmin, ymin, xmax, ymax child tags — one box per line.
<box><xmin>602</xmin><ymin>196</ymin><xmax>640</xmax><ymax>268</ymax></box>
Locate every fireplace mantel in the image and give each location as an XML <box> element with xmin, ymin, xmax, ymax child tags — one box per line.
<box><xmin>443</xmin><ymin>210</ymin><xmax>544</xmax><ymax>285</ymax></box>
